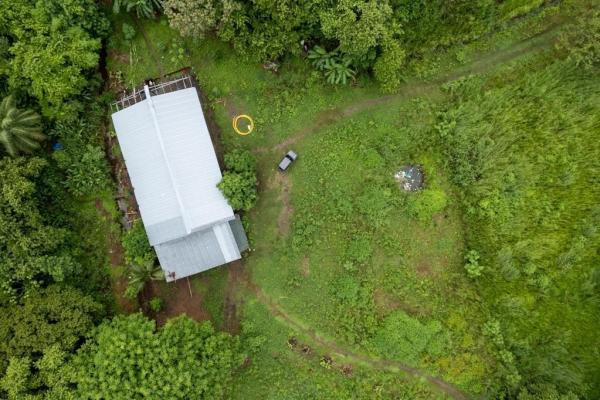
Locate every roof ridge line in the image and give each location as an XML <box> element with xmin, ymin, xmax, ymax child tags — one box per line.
<box><xmin>144</xmin><ymin>85</ymin><xmax>191</xmax><ymax>234</ymax></box>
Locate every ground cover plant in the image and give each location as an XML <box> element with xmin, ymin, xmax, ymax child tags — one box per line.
<box><xmin>0</xmin><ymin>0</ymin><xmax>599</xmax><ymax>399</ymax></box>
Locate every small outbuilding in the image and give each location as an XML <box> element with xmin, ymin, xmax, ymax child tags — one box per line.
<box><xmin>111</xmin><ymin>76</ymin><xmax>248</xmax><ymax>282</ymax></box>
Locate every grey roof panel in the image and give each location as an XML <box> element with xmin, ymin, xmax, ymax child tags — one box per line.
<box><xmin>145</xmin><ymin>217</ymin><xmax>187</xmax><ymax>246</ymax></box>
<box><xmin>229</xmin><ymin>215</ymin><xmax>249</xmax><ymax>252</ymax></box>
<box><xmin>155</xmin><ymin>227</ymin><xmax>226</xmax><ymax>282</ymax></box>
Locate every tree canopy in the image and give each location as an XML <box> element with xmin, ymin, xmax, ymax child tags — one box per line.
<box><xmin>72</xmin><ymin>314</ymin><xmax>243</xmax><ymax>400</ymax></box>
<box><xmin>0</xmin><ymin>157</ymin><xmax>78</xmax><ymax>299</ymax></box>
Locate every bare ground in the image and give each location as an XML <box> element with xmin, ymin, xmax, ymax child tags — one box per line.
<box><xmin>94</xmin><ymin>199</ymin><xmax>136</xmax><ymax>314</ymax></box>
<box><xmin>142</xmin><ymin>278</ymin><xmax>211</xmax><ymax>326</ymax></box>
<box><xmin>223</xmin><ymin>261</ymin><xmax>244</xmax><ymax>334</ymax></box>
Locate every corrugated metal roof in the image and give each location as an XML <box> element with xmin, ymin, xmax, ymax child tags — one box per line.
<box><xmin>155</xmin><ymin>223</ymin><xmax>226</xmax><ymax>282</ymax></box>
<box><xmin>112</xmin><ymin>87</ymin><xmax>235</xmax><ymax>243</ymax></box>
<box><xmin>111</xmin><ymin>83</ymin><xmax>246</xmax><ymax>280</ymax></box>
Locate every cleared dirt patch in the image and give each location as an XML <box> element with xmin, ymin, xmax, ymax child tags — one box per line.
<box><xmin>276</xmin><ymin>173</ymin><xmax>293</xmax><ymax>236</ymax></box>
<box><xmin>108</xmin><ymin>49</ymin><xmax>130</xmax><ymax>65</ymax></box>
<box><xmin>143</xmin><ymin>278</ymin><xmax>211</xmax><ymax>327</ymax></box>
<box><xmin>301</xmin><ymin>256</ymin><xmax>310</xmax><ymax>277</ymax></box>
<box><xmin>223</xmin><ymin>260</ymin><xmax>244</xmax><ymax>334</ymax></box>
<box><xmin>94</xmin><ymin>198</ymin><xmax>136</xmax><ymax>314</ymax></box>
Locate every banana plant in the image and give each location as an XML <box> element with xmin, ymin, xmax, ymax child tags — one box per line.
<box><xmin>323</xmin><ymin>55</ymin><xmax>356</xmax><ymax>85</ymax></box>
<box><xmin>307</xmin><ymin>45</ymin><xmax>356</xmax><ymax>85</ymax></box>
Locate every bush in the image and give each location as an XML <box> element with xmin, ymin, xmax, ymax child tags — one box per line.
<box><xmin>408</xmin><ymin>188</ymin><xmax>448</xmax><ymax>222</ymax></box>
<box><xmin>464</xmin><ymin>249</ymin><xmax>484</xmax><ymax>278</ymax></box>
<box><xmin>149</xmin><ymin>297</ymin><xmax>164</xmax><ymax>313</ymax></box>
<box><xmin>122</xmin><ymin>23</ymin><xmax>136</xmax><ymax>42</ymax></box>
<box><xmin>218</xmin><ymin>149</ymin><xmax>258</xmax><ymax>211</ymax></box>
<box><xmin>113</xmin><ymin>0</ymin><xmax>161</xmax><ymax>19</ymax></box>
<box><xmin>373</xmin><ymin>40</ymin><xmax>406</xmax><ymax>92</ymax></box>
<box><xmin>371</xmin><ymin>311</ymin><xmax>448</xmax><ymax>365</ymax></box>
<box><xmin>122</xmin><ymin>220</ymin><xmax>155</xmax><ymax>266</ymax></box>
<box><xmin>54</xmin><ymin>144</ymin><xmax>111</xmax><ymax>197</ymax></box>
<box><xmin>163</xmin><ymin>0</ymin><xmax>230</xmax><ymax>38</ymax></box>
<box><xmin>558</xmin><ymin>11</ymin><xmax>600</xmax><ymax>71</ymax></box>
<box><xmin>218</xmin><ymin>172</ymin><xmax>257</xmax><ymax>211</ymax></box>
<box><xmin>224</xmin><ymin>148</ymin><xmax>255</xmax><ymax>174</ymax></box>
<box><xmin>72</xmin><ymin>314</ymin><xmax>243</xmax><ymax>399</ymax></box>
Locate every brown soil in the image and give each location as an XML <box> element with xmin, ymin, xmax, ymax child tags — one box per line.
<box><xmin>277</xmin><ymin>174</ymin><xmax>293</xmax><ymax>236</ymax></box>
<box><xmin>416</xmin><ymin>260</ymin><xmax>435</xmax><ymax>277</ymax></box>
<box><xmin>224</xmin><ymin>97</ymin><xmax>244</xmax><ymax>119</ymax></box>
<box><xmin>142</xmin><ymin>278</ymin><xmax>211</xmax><ymax>327</ymax></box>
<box><xmin>108</xmin><ymin>49</ymin><xmax>130</xmax><ymax>65</ymax></box>
<box><xmin>301</xmin><ymin>256</ymin><xmax>310</xmax><ymax>277</ymax></box>
<box><xmin>94</xmin><ymin>199</ymin><xmax>136</xmax><ymax>314</ymax></box>
<box><xmin>223</xmin><ymin>260</ymin><xmax>244</xmax><ymax>334</ymax></box>
<box><xmin>373</xmin><ymin>289</ymin><xmax>431</xmax><ymax>318</ymax></box>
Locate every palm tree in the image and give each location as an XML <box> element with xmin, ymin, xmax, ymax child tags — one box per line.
<box><xmin>125</xmin><ymin>260</ymin><xmax>164</xmax><ymax>299</ymax></box>
<box><xmin>0</xmin><ymin>95</ymin><xmax>45</xmax><ymax>156</ymax></box>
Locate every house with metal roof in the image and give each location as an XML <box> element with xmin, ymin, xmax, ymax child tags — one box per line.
<box><xmin>111</xmin><ymin>76</ymin><xmax>248</xmax><ymax>282</ymax></box>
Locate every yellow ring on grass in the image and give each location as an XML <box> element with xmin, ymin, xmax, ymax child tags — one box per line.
<box><xmin>233</xmin><ymin>114</ymin><xmax>254</xmax><ymax>136</ymax></box>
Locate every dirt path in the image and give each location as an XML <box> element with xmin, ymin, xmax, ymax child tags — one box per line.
<box><xmin>223</xmin><ymin>261</ymin><xmax>244</xmax><ymax>334</ymax></box>
<box><xmin>94</xmin><ymin>199</ymin><xmax>136</xmax><ymax>314</ymax></box>
<box><xmin>254</xmin><ymin>22</ymin><xmax>564</xmax><ymax>155</ymax></box>
<box><xmin>264</xmin><ymin>172</ymin><xmax>294</xmax><ymax>236</ymax></box>
<box><xmin>238</xmin><ymin>24</ymin><xmax>567</xmax><ymax>399</ymax></box>
<box><xmin>236</xmin><ymin>266</ymin><xmax>469</xmax><ymax>399</ymax></box>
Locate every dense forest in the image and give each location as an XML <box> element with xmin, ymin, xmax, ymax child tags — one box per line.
<box><xmin>0</xmin><ymin>0</ymin><xmax>598</xmax><ymax>399</ymax></box>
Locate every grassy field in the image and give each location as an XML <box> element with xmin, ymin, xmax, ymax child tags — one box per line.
<box><xmin>105</xmin><ymin>3</ymin><xmax>599</xmax><ymax>398</ymax></box>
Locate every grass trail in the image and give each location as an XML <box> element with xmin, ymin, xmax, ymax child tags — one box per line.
<box><xmin>254</xmin><ymin>21</ymin><xmax>564</xmax><ymax>155</ymax></box>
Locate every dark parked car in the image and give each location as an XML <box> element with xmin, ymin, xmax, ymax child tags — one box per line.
<box><xmin>278</xmin><ymin>150</ymin><xmax>298</xmax><ymax>172</ymax></box>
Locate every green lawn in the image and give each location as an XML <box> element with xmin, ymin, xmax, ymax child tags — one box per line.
<box><xmin>104</xmin><ymin>5</ymin><xmax>599</xmax><ymax>398</ymax></box>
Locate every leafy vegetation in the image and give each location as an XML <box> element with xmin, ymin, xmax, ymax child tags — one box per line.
<box><xmin>0</xmin><ymin>95</ymin><xmax>45</xmax><ymax>156</ymax></box>
<box><xmin>72</xmin><ymin>314</ymin><xmax>242</xmax><ymax>399</ymax></box>
<box><xmin>113</xmin><ymin>0</ymin><xmax>162</xmax><ymax>19</ymax></box>
<box><xmin>0</xmin><ymin>1</ymin><xmax>599</xmax><ymax>399</ymax></box>
<box><xmin>218</xmin><ymin>149</ymin><xmax>258</xmax><ymax>211</ymax></box>
<box><xmin>125</xmin><ymin>261</ymin><xmax>164</xmax><ymax>299</ymax></box>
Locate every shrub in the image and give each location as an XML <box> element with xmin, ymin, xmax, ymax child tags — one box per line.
<box><xmin>218</xmin><ymin>172</ymin><xmax>257</xmax><ymax>211</ymax></box>
<box><xmin>464</xmin><ymin>249</ymin><xmax>484</xmax><ymax>278</ymax></box>
<box><xmin>113</xmin><ymin>0</ymin><xmax>161</xmax><ymax>19</ymax></box>
<box><xmin>373</xmin><ymin>40</ymin><xmax>406</xmax><ymax>92</ymax></box>
<box><xmin>218</xmin><ymin>149</ymin><xmax>258</xmax><ymax>211</ymax></box>
<box><xmin>72</xmin><ymin>314</ymin><xmax>243</xmax><ymax>399</ymax></box>
<box><xmin>125</xmin><ymin>261</ymin><xmax>163</xmax><ymax>299</ymax></box>
<box><xmin>54</xmin><ymin>144</ymin><xmax>111</xmax><ymax>197</ymax></box>
<box><xmin>307</xmin><ymin>46</ymin><xmax>356</xmax><ymax>85</ymax></box>
<box><xmin>371</xmin><ymin>311</ymin><xmax>448</xmax><ymax>365</ymax></box>
<box><xmin>122</xmin><ymin>220</ymin><xmax>155</xmax><ymax>266</ymax></box>
<box><xmin>149</xmin><ymin>297</ymin><xmax>164</xmax><ymax>312</ymax></box>
<box><xmin>224</xmin><ymin>148</ymin><xmax>255</xmax><ymax>173</ymax></box>
<box><xmin>163</xmin><ymin>0</ymin><xmax>235</xmax><ymax>38</ymax></box>
<box><xmin>408</xmin><ymin>188</ymin><xmax>448</xmax><ymax>221</ymax></box>
<box><xmin>122</xmin><ymin>23</ymin><xmax>136</xmax><ymax>42</ymax></box>
<box><xmin>557</xmin><ymin>11</ymin><xmax>600</xmax><ymax>71</ymax></box>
